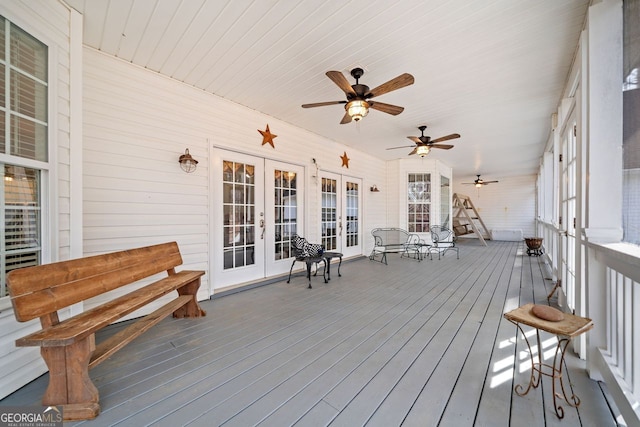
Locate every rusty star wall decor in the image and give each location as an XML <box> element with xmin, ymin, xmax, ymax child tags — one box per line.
<box><xmin>258</xmin><ymin>124</ymin><xmax>277</xmax><ymax>148</ymax></box>
<box><xmin>340</xmin><ymin>151</ymin><xmax>350</xmax><ymax>168</ymax></box>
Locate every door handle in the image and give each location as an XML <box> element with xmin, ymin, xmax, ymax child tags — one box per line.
<box><xmin>260</xmin><ymin>219</ymin><xmax>265</xmax><ymax>239</ymax></box>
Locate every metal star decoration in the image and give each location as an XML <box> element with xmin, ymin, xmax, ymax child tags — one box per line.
<box><xmin>340</xmin><ymin>151</ymin><xmax>350</xmax><ymax>168</ymax></box>
<box><xmin>258</xmin><ymin>124</ymin><xmax>277</xmax><ymax>148</ymax></box>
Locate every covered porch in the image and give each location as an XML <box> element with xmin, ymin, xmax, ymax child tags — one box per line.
<box><xmin>2</xmin><ymin>240</ymin><xmax>618</xmax><ymax>426</ymax></box>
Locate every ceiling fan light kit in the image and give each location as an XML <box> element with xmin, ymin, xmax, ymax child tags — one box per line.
<box><xmin>346</xmin><ymin>99</ymin><xmax>369</xmax><ymax>121</ymax></box>
<box><xmin>416</xmin><ymin>145</ymin><xmax>430</xmax><ymax>157</ymax></box>
<box><xmin>302</xmin><ymin>67</ymin><xmax>414</xmax><ymax>124</ymax></box>
<box><xmin>463</xmin><ymin>175</ymin><xmax>499</xmax><ymax>187</ymax></box>
<box><xmin>386</xmin><ymin>125</ymin><xmax>460</xmax><ymax>157</ymax></box>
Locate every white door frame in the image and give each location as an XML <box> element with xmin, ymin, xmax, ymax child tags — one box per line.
<box><xmin>211</xmin><ymin>148</ymin><xmax>306</xmax><ymax>292</ymax></box>
<box><xmin>318</xmin><ymin>171</ymin><xmax>363</xmax><ymax>258</ymax></box>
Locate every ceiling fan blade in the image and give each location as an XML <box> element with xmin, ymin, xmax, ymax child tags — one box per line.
<box><xmin>483</xmin><ymin>180</ymin><xmax>499</xmax><ymax>184</ymax></box>
<box><xmin>369</xmin><ymin>101</ymin><xmax>404</xmax><ymax>115</ymax></box>
<box><xmin>407</xmin><ymin>136</ymin><xmax>422</xmax><ymax>144</ymax></box>
<box><xmin>429</xmin><ymin>144</ymin><xmax>454</xmax><ymax>150</ymax></box>
<box><xmin>366</xmin><ymin>73</ymin><xmax>414</xmax><ymax>98</ymax></box>
<box><xmin>408</xmin><ymin>147</ymin><xmax>418</xmax><ymax>155</ymax></box>
<box><xmin>386</xmin><ymin>145</ymin><xmax>415</xmax><ymax>150</ymax></box>
<box><xmin>326</xmin><ymin>71</ymin><xmax>356</xmax><ymax>97</ymax></box>
<box><xmin>340</xmin><ymin>111</ymin><xmax>352</xmax><ymax>124</ymax></box>
<box><xmin>302</xmin><ymin>100</ymin><xmax>346</xmax><ymax>108</ymax></box>
<box><xmin>430</xmin><ymin>133</ymin><xmax>461</xmax><ymax>143</ymax></box>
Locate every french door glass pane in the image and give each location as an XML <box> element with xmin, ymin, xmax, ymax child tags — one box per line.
<box><xmin>274</xmin><ymin>169</ymin><xmax>297</xmax><ymax>260</ymax></box>
<box><xmin>346</xmin><ymin>181</ymin><xmax>358</xmax><ymax>247</ymax></box>
<box><xmin>321</xmin><ymin>177</ymin><xmax>337</xmax><ymax>250</ymax></box>
<box><xmin>223</xmin><ymin>161</ymin><xmax>256</xmax><ymax>269</ymax></box>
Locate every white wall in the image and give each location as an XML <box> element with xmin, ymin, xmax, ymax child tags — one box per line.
<box><xmin>82</xmin><ymin>47</ymin><xmax>388</xmax><ymax>297</ymax></box>
<box><xmin>453</xmin><ymin>174</ymin><xmax>537</xmax><ymax>238</ymax></box>
<box><xmin>0</xmin><ymin>0</ymin><xmax>76</xmax><ymax>399</ymax></box>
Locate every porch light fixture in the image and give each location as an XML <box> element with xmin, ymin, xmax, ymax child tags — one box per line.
<box><xmin>346</xmin><ymin>100</ymin><xmax>369</xmax><ymax>121</ymax></box>
<box><xmin>416</xmin><ymin>145</ymin><xmax>430</xmax><ymax>157</ymax></box>
<box><xmin>179</xmin><ymin>149</ymin><xmax>198</xmax><ymax>173</ymax></box>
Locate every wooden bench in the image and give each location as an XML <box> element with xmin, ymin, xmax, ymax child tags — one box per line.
<box><xmin>6</xmin><ymin>242</ymin><xmax>206</xmax><ymax>421</ymax></box>
<box><xmin>369</xmin><ymin>227</ymin><xmax>421</xmax><ymax>264</ymax></box>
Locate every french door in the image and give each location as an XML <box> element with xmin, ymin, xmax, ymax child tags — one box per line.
<box><xmin>319</xmin><ymin>171</ymin><xmax>362</xmax><ymax>258</ymax></box>
<box><xmin>212</xmin><ymin>149</ymin><xmax>304</xmax><ymax>290</ymax></box>
<box><xmin>560</xmin><ymin>120</ymin><xmax>577</xmax><ymax>311</ymax></box>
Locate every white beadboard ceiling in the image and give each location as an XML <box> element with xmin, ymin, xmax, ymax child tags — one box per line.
<box><xmin>65</xmin><ymin>0</ymin><xmax>589</xmax><ymax>180</ymax></box>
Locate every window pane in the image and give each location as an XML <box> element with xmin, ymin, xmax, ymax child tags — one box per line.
<box><xmin>10</xmin><ymin>24</ymin><xmax>47</xmax><ymax>81</ymax></box>
<box><xmin>10</xmin><ymin>70</ymin><xmax>47</xmax><ymax>121</ymax></box>
<box><xmin>10</xmin><ymin>114</ymin><xmax>48</xmax><ymax>161</ymax></box>
<box><xmin>2</xmin><ymin>165</ymin><xmax>41</xmax><ymax>297</ymax></box>
<box><xmin>407</xmin><ymin>173</ymin><xmax>431</xmax><ymax>233</ymax></box>
<box><xmin>0</xmin><ymin>110</ymin><xmax>4</xmax><ymax>153</ymax></box>
<box><xmin>623</xmin><ymin>0</ymin><xmax>640</xmax><ymax>245</ymax></box>
<box><xmin>0</xmin><ymin>18</ymin><xmax>4</xmax><ymax>62</ymax></box>
<box><xmin>0</xmin><ymin>63</ymin><xmax>5</xmax><ymax>108</ymax></box>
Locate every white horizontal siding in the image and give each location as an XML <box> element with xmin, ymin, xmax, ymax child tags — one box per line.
<box><xmin>0</xmin><ymin>0</ymin><xmax>74</xmax><ymax>399</ymax></box>
<box><xmin>82</xmin><ymin>48</ymin><xmax>387</xmax><ymax>302</ymax></box>
<box><xmin>453</xmin><ymin>174</ymin><xmax>536</xmax><ymax>238</ymax></box>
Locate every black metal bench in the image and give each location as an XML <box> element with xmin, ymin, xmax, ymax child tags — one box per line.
<box><xmin>369</xmin><ymin>228</ymin><xmax>421</xmax><ymax>264</ymax></box>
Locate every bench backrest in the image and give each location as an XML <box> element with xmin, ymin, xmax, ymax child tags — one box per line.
<box><xmin>7</xmin><ymin>242</ymin><xmax>184</xmax><ymax>322</ymax></box>
<box><xmin>371</xmin><ymin>228</ymin><xmax>412</xmax><ymax>246</ymax></box>
<box><xmin>431</xmin><ymin>225</ymin><xmax>455</xmax><ymax>247</ymax></box>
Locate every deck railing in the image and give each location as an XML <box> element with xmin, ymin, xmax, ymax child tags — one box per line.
<box><xmin>590</xmin><ymin>243</ymin><xmax>640</xmax><ymax>426</ymax></box>
<box><xmin>537</xmin><ymin>219</ymin><xmax>640</xmax><ymax>425</ymax></box>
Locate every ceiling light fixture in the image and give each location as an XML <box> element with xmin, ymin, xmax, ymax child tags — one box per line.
<box><xmin>416</xmin><ymin>145</ymin><xmax>430</xmax><ymax>157</ymax></box>
<box><xmin>346</xmin><ymin>100</ymin><xmax>369</xmax><ymax>121</ymax></box>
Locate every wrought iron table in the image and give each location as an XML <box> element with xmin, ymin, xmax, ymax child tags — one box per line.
<box><xmin>287</xmin><ymin>255</ymin><xmax>327</xmax><ymax>289</ymax></box>
<box><xmin>503</xmin><ymin>303</ymin><xmax>593</xmax><ymax>419</ymax></box>
<box><xmin>322</xmin><ymin>251</ymin><xmax>343</xmax><ymax>280</ymax></box>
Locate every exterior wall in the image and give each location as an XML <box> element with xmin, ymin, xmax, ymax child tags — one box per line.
<box><xmin>82</xmin><ymin>48</ymin><xmax>387</xmax><ymax>300</ymax></box>
<box><xmin>452</xmin><ymin>174</ymin><xmax>537</xmax><ymax>239</ymax></box>
<box><xmin>0</xmin><ymin>0</ymin><xmax>76</xmax><ymax>399</ymax></box>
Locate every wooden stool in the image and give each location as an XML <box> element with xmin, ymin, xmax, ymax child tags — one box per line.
<box><xmin>503</xmin><ymin>303</ymin><xmax>594</xmax><ymax>419</ymax></box>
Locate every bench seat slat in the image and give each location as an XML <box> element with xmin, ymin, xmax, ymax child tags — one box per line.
<box><xmin>89</xmin><ymin>294</ymin><xmax>193</xmax><ymax>369</ymax></box>
<box><xmin>15</xmin><ymin>270</ymin><xmax>204</xmax><ymax>347</ymax></box>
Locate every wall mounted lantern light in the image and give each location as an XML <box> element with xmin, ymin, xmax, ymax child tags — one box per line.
<box><xmin>179</xmin><ymin>149</ymin><xmax>198</xmax><ymax>173</ymax></box>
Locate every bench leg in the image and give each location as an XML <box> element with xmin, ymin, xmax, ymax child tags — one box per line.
<box><xmin>41</xmin><ymin>336</ymin><xmax>100</xmax><ymax>420</ymax></box>
<box><xmin>173</xmin><ymin>278</ymin><xmax>207</xmax><ymax>318</ymax></box>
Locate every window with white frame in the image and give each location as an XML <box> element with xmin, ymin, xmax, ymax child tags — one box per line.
<box><xmin>407</xmin><ymin>173</ymin><xmax>430</xmax><ymax>232</ymax></box>
<box><xmin>1</xmin><ymin>16</ymin><xmax>47</xmax><ymax>297</ymax></box>
<box><xmin>623</xmin><ymin>0</ymin><xmax>640</xmax><ymax>245</ymax></box>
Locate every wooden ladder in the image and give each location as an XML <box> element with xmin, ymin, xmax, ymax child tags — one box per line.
<box><xmin>452</xmin><ymin>193</ymin><xmax>491</xmax><ymax>246</ymax></box>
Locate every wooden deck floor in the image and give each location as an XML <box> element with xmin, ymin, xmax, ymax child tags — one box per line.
<box><xmin>1</xmin><ymin>240</ymin><xmax>618</xmax><ymax>426</ymax></box>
